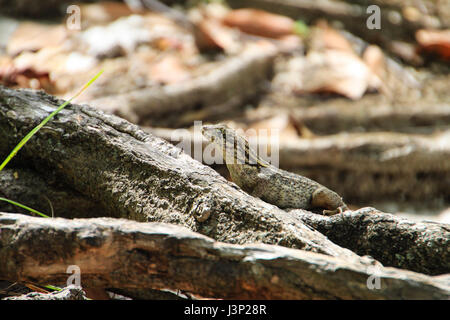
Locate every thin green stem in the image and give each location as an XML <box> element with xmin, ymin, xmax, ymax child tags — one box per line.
<box><xmin>0</xmin><ymin>69</ymin><xmax>104</xmax><ymax>172</ymax></box>
<box><xmin>0</xmin><ymin>197</ymin><xmax>49</xmax><ymax>218</ymax></box>
<box><xmin>0</xmin><ymin>70</ymin><xmax>104</xmax><ymax>219</ymax></box>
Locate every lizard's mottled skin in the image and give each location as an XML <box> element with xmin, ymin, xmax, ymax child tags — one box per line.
<box><xmin>202</xmin><ymin>124</ymin><xmax>348</xmax><ymax>215</ymax></box>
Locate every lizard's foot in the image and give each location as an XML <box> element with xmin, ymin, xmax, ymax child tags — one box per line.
<box><xmin>322</xmin><ymin>205</ymin><xmax>348</xmax><ymax>216</ymax></box>
<box><xmin>312</xmin><ymin>187</ymin><xmax>348</xmax><ymax>216</ymax></box>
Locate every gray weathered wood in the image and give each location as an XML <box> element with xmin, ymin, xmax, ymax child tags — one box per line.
<box><xmin>0</xmin><ymin>85</ymin><xmax>356</xmax><ymax>259</ymax></box>
<box><xmin>294</xmin><ymin>208</ymin><xmax>450</xmax><ymax>275</ymax></box>
<box><xmin>88</xmin><ymin>47</ymin><xmax>276</xmax><ymax>127</ymax></box>
<box><xmin>1</xmin><ymin>213</ymin><xmax>448</xmax><ymax>299</ymax></box>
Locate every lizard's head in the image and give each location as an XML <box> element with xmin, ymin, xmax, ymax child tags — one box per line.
<box><xmin>202</xmin><ymin>124</ymin><xmax>237</xmax><ymax>162</ymax></box>
<box><xmin>201</xmin><ymin>124</ymin><xmax>230</xmax><ymax>145</ymax></box>
<box><xmin>202</xmin><ymin>124</ymin><xmax>268</xmax><ymax>167</ymax></box>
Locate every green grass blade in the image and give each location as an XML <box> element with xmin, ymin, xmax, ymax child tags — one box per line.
<box><xmin>293</xmin><ymin>20</ymin><xmax>309</xmax><ymax>37</ymax></box>
<box><xmin>0</xmin><ymin>69</ymin><xmax>104</xmax><ymax>172</ymax></box>
<box><xmin>0</xmin><ymin>197</ymin><xmax>50</xmax><ymax>218</ymax></box>
<box><xmin>43</xmin><ymin>284</ymin><xmax>91</xmax><ymax>299</ymax></box>
<box><xmin>43</xmin><ymin>285</ymin><xmax>62</xmax><ymax>291</ymax></box>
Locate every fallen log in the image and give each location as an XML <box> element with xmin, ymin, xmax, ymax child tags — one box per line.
<box><xmin>0</xmin><ymin>85</ymin><xmax>357</xmax><ymax>259</ymax></box>
<box><xmin>294</xmin><ymin>208</ymin><xmax>450</xmax><ymax>275</ymax></box>
<box><xmin>2</xmin><ymin>159</ymin><xmax>448</xmax><ymax>277</ymax></box>
<box><xmin>259</xmin><ymin>99</ymin><xmax>450</xmax><ymax>135</ymax></box>
<box><xmin>1</xmin><ymin>86</ymin><xmax>449</xmax><ymax>275</ymax></box>
<box><xmin>0</xmin><ymin>213</ymin><xmax>448</xmax><ymax>299</ymax></box>
<box><xmin>88</xmin><ymin>45</ymin><xmax>276</xmax><ymax>127</ymax></box>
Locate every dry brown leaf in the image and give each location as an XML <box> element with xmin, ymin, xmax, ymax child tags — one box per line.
<box><xmin>223</xmin><ymin>9</ymin><xmax>295</xmax><ymax>39</ymax></box>
<box><xmin>195</xmin><ymin>18</ymin><xmax>241</xmax><ymax>53</ymax></box>
<box><xmin>301</xmin><ymin>50</ymin><xmax>378</xmax><ymax>100</ymax></box>
<box><xmin>9</xmin><ymin>46</ymin><xmax>88</xmax><ymax>94</ymax></box>
<box><xmin>310</xmin><ymin>20</ymin><xmax>354</xmax><ymax>53</ymax></box>
<box><xmin>0</xmin><ymin>55</ymin><xmax>52</xmax><ymax>90</ymax></box>
<box><xmin>416</xmin><ymin>29</ymin><xmax>450</xmax><ymax>60</ymax></box>
<box><xmin>363</xmin><ymin>45</ymin><xmax>386</xmax><ymax>80</ymax></box>
<box><xmin>7</xmin><ymin>22</ymin><xmax>68</xmax><ymax>57</ymax></box>
<box><xmin>307</xmin><ymin>23</ymin><xmax>386</xmax><ymax>99</ymax></box>
<box><xmin>13</xmin><ymin>46</ymin><xmax>65</xmax><ymax>74</ymax></box>
<box><xmin>154</xmin><ymin>37</ymin><xmax>184</xmax><ymax>51</ymax></box>
<box><xmin>149</xmin><ymin>55</ymin><xmax>190</xmax><ymax>84</ymax></box>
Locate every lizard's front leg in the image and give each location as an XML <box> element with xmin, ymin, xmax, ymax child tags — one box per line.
<box><xmin>322</xmin><ymin>205</ymin><xmax>347</xmax><ymax>216</ymax></box>
<box><xmin>311</xmin><ymin>186</ymin><xmax>348</xmax><ymax>216</ymax></box>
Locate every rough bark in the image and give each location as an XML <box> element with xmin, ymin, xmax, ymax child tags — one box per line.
<box><xmin>0</xmin><ymin>168</ymin><xmax>108</xmax><ymax>219</ymax></box>
<box><xmin>294</xmin><ymin>208</ymin><xmax>450</xmax><ymax>275</ymax></box>
<box><xmin>1</xmin><ymin>213</ymin><xmax>449</xmax><ymax>300</ymax></box>
<box><xmin>0</xmin><ymin>85</ymin><xmax>357</xmax><ymax>259</ymax></box>
<box><xmin>1</xmin><ymin>85</ymin><xmax>449</xmax><ymax>275</ymax></box>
